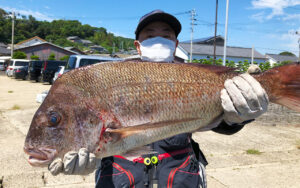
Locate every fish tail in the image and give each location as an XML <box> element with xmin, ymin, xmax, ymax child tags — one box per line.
<box><xmin>256</xmin><ymin>62</ymin><xmax>300</xmax><ymax>112</ymax></box>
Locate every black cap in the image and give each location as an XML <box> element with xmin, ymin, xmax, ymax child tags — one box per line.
<box><xmin>135</xmin><ymin>10</ymin><xmax>182</xmax><ymax>40</ymax></box>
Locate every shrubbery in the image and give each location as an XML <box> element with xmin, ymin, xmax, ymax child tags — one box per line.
<box><xmin>191</xmin><ymin>58</ymin><xmax>294</xmax><ymax>72</ymax></box>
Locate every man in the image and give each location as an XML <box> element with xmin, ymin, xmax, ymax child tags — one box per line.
<box><xmin>49</xmin><ymin>10</ymin><xmax>268</xmax><ymax>188</ymax></box>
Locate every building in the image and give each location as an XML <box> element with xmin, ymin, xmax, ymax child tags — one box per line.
<box><xmin>15</xmin><ymin>42</ymin><xmax>78</xmax><ymax>60</ymax></box>
<box><xmin>182</xmin><ymin>35</ymin><xmax>225</xmax><ymax>46</ymax></box>
<box><xmin>176</xmin><ymin>38</ymin><xmax>266</xmax><ymax>64</ymax></box>
<box><xmin>0</xmin><ymin>46</ymin><xmax>10</xmax><ymax>56</ymax></box>
<box><xmin>64</xmin><ymin>47</ymin><xmax>85</xmax><ymax>55</ymax></box>
<box><xmin>89</xmin><ymin>45</ymin><xmax>108</xmax><ymax>53</ymax></box>
<box><xmin>15</xmin><ymin>36</ymin><xmax>46</xmax><ymax>48</ymax></box>
<box><xmin>67</xmin><ymin>36</ymin><xmax>93</xmax><ymax>46</ymax></box>
<box><xmin>265</xmin><ymin>53</ymin><xmax>299</xmax><ymax>66</ymax></box>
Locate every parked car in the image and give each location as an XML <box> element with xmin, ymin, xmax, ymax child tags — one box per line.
<box><xmin>52</xmin><ymin>55</ymin><xmax>123</xmax><ymax>83</ymax></box>
<box><xmin>52</xmin><ymin>66</ymin><xmax>65</xmax><ymax>83</ymax></box>
<box><xmin>40</xmin><ymin>60</ymin><xmax>67</xmax><ymax>84</ymax></box>
<box><xmin>0</xmin><ymin>61</ymin><xmax>5</xmax><ymax>71</ymax></box>
<box><xmin>13</xmin><ymin>66</ymin><xmax>29</xmax><ymax>80</ymax></box>
<box><xmin>6</xmin><ymin>59</ymin><xmax>29</xmax><ymax>77</ymax></box>
<box><xmin>27</xmin><ymin>60</ymin><xmax>43</xmax><ymax>81</ymax></box>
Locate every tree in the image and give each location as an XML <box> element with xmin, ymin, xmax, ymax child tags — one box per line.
<box><xmin>259</xmin><ymin>62</ymin><xmax>271</xmax><ymax>72</ymax></box>
<box><xmin>225</xmin><ymin>60</ymin><xmax>236</xmax><ymax>68</ymax></box>
<box><xmin>279</xmin><ymin>51</ymin><xmax>295</xmax><ymax>56</ymax></box>
<box><xmin>30</xmin><ymin>55</ymin><xmax>39</xmax><ymax>60</ymax></box>
<box><xmin>216</xmin><ymin>59</ymin><xmax>223</xmax><ymax>66</ymax></box>
<box><xmin>48</xmin><ymin>53</ymin><xmax>56</xmax><ymax>60</ymax></box>
<box><xmin>241</xmin><ymin>60</ymin><xmax>250</xmax><ymax>72</ymax></box>
<box><xmin>13</xmin><ymin>51</ymin><xmax>27</xmax><ymax>59</ymax></box>
<box><xmin>273</xmin><ymin>60</ymin><xmax>292</xmax><ymax>67</ymax></box>
<box><xmin>60</xmin><ymin>55</ymin><xmax>69</xmax><ymax>61</ymax></box>
<box><xmin>0</xmin><ymin>8</ymin><xmax>135</xmax><ymax>53</ymax></box>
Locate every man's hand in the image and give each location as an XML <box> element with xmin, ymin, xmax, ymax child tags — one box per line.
<box><xmin>221</xmin><ymin>73</ymin><xmax>269</xmax><ymax>125</ymax></box>
<box><xmin>48</xmin><ymin>148</ymin><xmax>101</xmax><ymax>176</ymax></box>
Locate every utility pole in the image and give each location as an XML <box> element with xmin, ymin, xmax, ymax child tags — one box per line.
<box><xmin>112</xmin><ymin>42</ymin><xmax>115</xmax><ymax>54</ymax></box>
<box><xmin>298</xmin><ymin>38</ymin><xmax>300</xmax><ymax>61</ymax></box>
<box><xmin>223</xmin><ymin>0</ymin><xmax>229</xmax><ymax>66</ymax></box>
<box><xmin>11</xmin><ymin>12</ymin><xmax>15</xmax><ymax>58</ymax></box>
<box><xmin>297</xmin><ymin>31</ymin><xmax>300</xmax><ymax>61</ymax></box>
<box><xmin>251</xmin><ymin>46</ymin><xmax>254</xmax><ymax>64</ymax></box>
<box><xmin>190</xmin><ymin>9</ymin><xmax>196</xmax><ymax>63</ymax></box>
<box><xmin>213</xmin><ymin>0</ymin><xmax>219</xmax><ymax>64</ymax></box>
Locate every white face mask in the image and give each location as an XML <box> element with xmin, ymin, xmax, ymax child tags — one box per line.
<box><xmin>139</xmin><ymin>36</ymin><xmax>176</xmax><ymax>62</ymax></box>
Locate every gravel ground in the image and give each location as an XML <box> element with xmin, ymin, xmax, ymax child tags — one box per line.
<box><xmin>0</xmin><ymin>71</ymin><xmax>299</xmax><ymax>188</ymax></box>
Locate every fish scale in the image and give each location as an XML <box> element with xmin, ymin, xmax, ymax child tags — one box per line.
<box><xmin>24</xmin><ymin>61</ymin><xmax>300</xmax><ymax>166</ymax></box>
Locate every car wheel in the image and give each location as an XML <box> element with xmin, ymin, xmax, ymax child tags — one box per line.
<box><xmin>25</xmin><ymin>74</ymin><xmax>30</xmax><ymax>80</ymax></box>
<box><xmin>37</xmin><ymin>76</ymin><xmax>42</xmax><ymax>82</ymax></box>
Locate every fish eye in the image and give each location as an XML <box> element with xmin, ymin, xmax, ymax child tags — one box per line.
<box><xmin>48</xmin><ymin>112</ymin><xmax>61</xmax><ymax>126</ymax></box>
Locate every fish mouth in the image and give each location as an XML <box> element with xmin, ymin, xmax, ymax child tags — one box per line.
<box><xmin>24</xmin><ymin>146</ymin><xmax>57</xmax><ymax>166</ymax></box>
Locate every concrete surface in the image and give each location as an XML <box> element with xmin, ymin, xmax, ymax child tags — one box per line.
<box><xmin>0</xmin><ymin>71</ymin><xmax>299</xmax><ymax>188</ymax></box>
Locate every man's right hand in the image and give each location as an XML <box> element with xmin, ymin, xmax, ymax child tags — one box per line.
<box><xmin>48</xmin><ymin>148</ymin><xmax>102</xmax><ymax>176</ymax></box>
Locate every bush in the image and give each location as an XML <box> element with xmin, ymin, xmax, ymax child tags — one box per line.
<box><xmin>48</xmin><ymin>53</ymin><xmax>56</xmax><ymax>60</ymax></box>
<box><xmin>13</xmin><ymin>51</ymin><xmax>27</xmax><ymax>59</ymax></box>
<box><xmin>60</xmin><ymin>55</ymin><xmax>69</xmax><ymax>61</ymax></box>
<box><xmin>259</xmin><ymin>62</ymin><xmax>271</xmax><ymax>72</ymax></box>
<box><xmin>226</xmin><ymin>60</ymin><xmax>236</xmax><ymax>68</ymax></box>
<box><xmin>30</xmin><ymin>55</ymin><xmax>40</xmax><ymax>60</ymax></box>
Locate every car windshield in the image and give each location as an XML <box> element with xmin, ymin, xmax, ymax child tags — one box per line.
<box><xmin>9</xmin><ymin>61</ymin><xmax>13</xmax><ymax>66</ymax></box>
<box><xmin>15</xmin><ymin>61</ymin><xmax>29</xmax><ymax>66</ymax></box>
<box><xmin>66</xmin><ymin>57</ymin><xmax>77</xmax><ymax>69</ymax></box>
<box><xmin>0</xmin><ymin>62</ymin><xmax>3</xmax><ymax>65</ymax></box>
<box><xmin>79</xmin><ymin>59</ymin><xmax>108</xmax><ymax>67</ymax></box>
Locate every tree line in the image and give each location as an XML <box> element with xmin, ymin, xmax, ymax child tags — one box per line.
<box><xmin>0</xmin><ymin>8</ymin><xmax>135</xmax><ymax>53</ymax></box>
<box><xmin>192</xmin><ymin>58</ymin><xmax>295</xmax><ymax>72</ymax></box>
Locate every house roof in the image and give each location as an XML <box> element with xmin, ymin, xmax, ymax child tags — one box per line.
<box><xmin>67</xmin><ymin>36</ymin><xmax>80</xmax><ymax>40</ymax></box>
<box><xmin>0</xmin><ymin>42</ymin><xmax>7</xmax><ymax>47</ymax></box>
<box><xmin>179</xmin><ymin>43</ymin><xmax>266</xmax><ymax>59</ymax></box>
<box><xmin>181</xmin><ymin>35</ymin><xmax>224</xmax><ymax>44</ymax></box>
<box><xmin>81</xmin><ymin>39</ymin><xmax>92</xmax><ymax>44</ymax></box>
<box><xmin>15</xmin><ymin>42</ymin><xmax>79</xmax><ymax>54</ymax></box>
<box><xmin>265</xmin><ymin>53</ymin><xmax>299</xmax><ymax>62</ymax></box>
<box><xmin>90</xmin><ymin>45</ymin><xmax>104</xmax><ymax>48</ymax></box>
<box><xmin>64</xmin><ymin>47</ymin><xmax>85</xmax><ymax>55</ymax></box>
<box><xmin>0</xmin><ymin>46</ymin><xmax>10</xmax><ymax>55</ymax></box>
<box><xmin>16</xmin><ymin>36</ymin><xmax>46</xmax><ymax>45</ymax></box>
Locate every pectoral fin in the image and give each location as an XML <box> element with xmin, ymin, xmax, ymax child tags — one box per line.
<box><xmin>106</xmin><ymin>118</ymin><xmax>200</xmax><ymax>140</ymax></box>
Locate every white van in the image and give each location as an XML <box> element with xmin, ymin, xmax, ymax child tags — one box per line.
<box><xmin>6</xmin><ymin>59</ymin><xmax>29</xmax><ymax>77</ymax></box>
<box><xmin>53</xmin><ymin>55</ymin><xmax>123</xmax><ymax>82</ymax></box>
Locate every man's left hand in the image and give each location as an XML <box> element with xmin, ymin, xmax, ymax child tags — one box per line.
<box><xmin>221</xmin><ymin>73</ymin><xmax>269</xmax><ymax>125</ymax></box>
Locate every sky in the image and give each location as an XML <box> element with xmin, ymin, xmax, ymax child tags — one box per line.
<box><xmin>1</xmin><ymin>0</ymin><xmax>300</xmax><ymax>56</ymax></box>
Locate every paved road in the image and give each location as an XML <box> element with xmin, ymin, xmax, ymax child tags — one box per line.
<box><xmin>0</xmin><ymin>71</ymin><xmax>299</xmax><ymax>187</ymax></box>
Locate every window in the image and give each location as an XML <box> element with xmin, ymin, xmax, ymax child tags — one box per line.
<box><xmin>66</xmin><ymin>56</ymin><xmax>77</xmax><ymax>69</ymax></box>
<box><xmin>15</xmin><ymin>61</ymin><xmax>29</xmax><ymax>66</ymax></box>
<box><xmin>79</xmin><ymin>59</ymin><xmax>108</xmax><ymax>67</ymax></box>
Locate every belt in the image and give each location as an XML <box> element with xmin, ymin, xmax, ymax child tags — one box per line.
<box><xmin>114</xmin><ymin>148</ymin><xmax>193</xmax><ymax>164</ymax></box>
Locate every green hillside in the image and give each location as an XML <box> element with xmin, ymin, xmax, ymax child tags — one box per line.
<box><xmin>0</xmin><ymin>8</ymin><xmax>135</xmax><ymax>53</ymax></box>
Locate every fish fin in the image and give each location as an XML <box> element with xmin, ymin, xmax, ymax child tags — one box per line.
<box><xmin>121</xmin><ymin>146</ymin><xmax>157</xmax><ymax>161</ymax></box>
<box><xmin>260</xmin><ymin>62</ymin><xmax>300</xmax><ymax>112</ymax></box>
<box><xmin>106</xmin><ymin>118</ymin><xmax>200</xmax><ymax>139</ymax></box>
